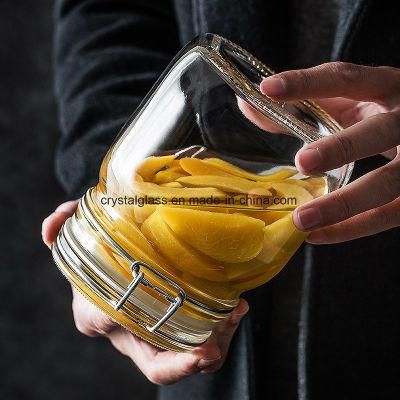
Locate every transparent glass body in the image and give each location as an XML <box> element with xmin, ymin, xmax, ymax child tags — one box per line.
<box><xmin>52</xmin><ymin>34</ymin><xmax>353</xmax><ymax>351</ymax></box>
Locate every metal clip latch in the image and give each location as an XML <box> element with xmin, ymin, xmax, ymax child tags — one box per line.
<box><xmin>114</xmin><ymin>261</ymin><xmax>186</xmax><ymax>333</ymax></box>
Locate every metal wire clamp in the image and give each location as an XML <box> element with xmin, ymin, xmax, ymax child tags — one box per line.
<box><xmin>114</xmin><ymin>260</ymin><xmax>186</xmax><ymax>333</ymax></box>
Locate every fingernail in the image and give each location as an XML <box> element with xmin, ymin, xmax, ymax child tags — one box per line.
<box><xmin>296</xmin><ymin>148</ymin><xmax>322</xmax><ymax>173</ymax></box>
<box><xmin>260</xmin><ymin>77</ymin><xmax>286</xmax><ymax>97</ymax></box>
<box><xmin>294</xmin><ymin>207</ymin><xmax>322</xmax><ymax>231</ymax></box>
<box><xmin>198</xmin><ymin>358</ymin><xmax>220</xmax><ymax>369</ymax></box>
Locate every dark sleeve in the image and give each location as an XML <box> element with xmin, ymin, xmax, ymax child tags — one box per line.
<box><xmin>53</xmin><ymin>0</ymin><xmax>180</xmax><ymax>197</ymax></box>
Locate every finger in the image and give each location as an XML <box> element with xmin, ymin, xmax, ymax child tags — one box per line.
<box><xmin>199</xmin><ymin>298</ymin><xmax>249</xmax><ymax>373</ymax></box>
<box><xmin>293</xmin><ymin>157</ymin><xmax>400</xmax><ymax>231</ymax></box>
<box><xmin>41</xmin><ymin>200</ymin><xmax>79</xmax><ymax>248</ymax></box>
<box><xmin>315</xmin><ymin>98</ymin><xmax>384</xmax><ymax>127</ymax></box>
<box><xmin>143</xmin><ymin>300</ymin><xmax>248</xmax><ymax>382</ymax></box>
<box><xmin>71</xmin><ymin>287</ymin><xmax>118</xmax><ymax>337</ymax></box>
<box><xmin>237</xmin><ymin>97</ymin><xmax>288</xmax><ymax>134</ymax></box>
<box><xmin>147</xmin><ymin>299</ymin><xmax>249</xmax><ymax>381</ymax></box>
<box><xmin>315</xmin><ymin>97</ymin><xmax>361</xmax><ymax>127</ymax></box>
<box><xmin>307</xmin><ymin>196</ymin><xmax>400</xmax><ymax>244</ymax></box>
<box><xmin>381</xmin><ymin>147</ymin><xmax>398</xmax><ymax>160</ymax></box>
<box><xmin>112</xmin><ymin>299</ymin><xmax>249</xmax><ymax>384</ymax></box>
<box><xmin>108</xmin><ymin>328</ymin><xmax>158</xmax><ymax>361</ymax></box>
<box><xmin>260</xmin><ymin>62</ymin><xmax>400</xmax><ymax>106</ymax></box>
<box><xmin>109</xmin><ymin>329</ymin><xmax>205</xmax><ymax>385</ymax></box>
<box><xmin>294</xmin><ymin>111</ymin><xmax>400</xmax><ymax>175</ymax></box>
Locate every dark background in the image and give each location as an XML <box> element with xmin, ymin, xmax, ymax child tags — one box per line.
<box><xmin>0</xmin><ymin>2</ymin><xmax>156</xmax><ymax>399</ymax></box>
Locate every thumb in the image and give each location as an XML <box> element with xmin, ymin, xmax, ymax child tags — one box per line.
<box><xmin>42</xmin><ymin>200</ymin><xmax>79</xmax><ymax>248</ymax></box>
<box><xmin>213</xmin><ymin>298</ymin><xmax>249</xmax><ymax>338</ymax></box>
<box><xmin>198</xmin><ymin>298</ymin><xmax>249</xmax><ymax>373</ymax></box>
<box><xmin>71</xmin><ymin>287</ymin><xmax>119</xmax><ymax>337</ymax></box>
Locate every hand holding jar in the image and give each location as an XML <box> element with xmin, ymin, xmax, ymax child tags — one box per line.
<box><xmin>260</xmin><ymin>62</ymin><xmax>400</xmax><ymax>243</ymax></box>
<box><xmin>42</xmin><ymin>200</ymin><xmax>249</xmax><ymax>384</ymax></box>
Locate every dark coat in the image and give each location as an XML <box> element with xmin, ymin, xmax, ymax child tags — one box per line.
<box><xmin>53</xmin><ymin>1</ymin><xmax>400</xmax><ymax>399</ymax></box>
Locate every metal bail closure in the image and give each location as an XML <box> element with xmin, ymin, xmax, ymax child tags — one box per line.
<box><xmin>114</xmin><ymin>260</ymin><xmax>186</xmax><ymax>333</ymax></box>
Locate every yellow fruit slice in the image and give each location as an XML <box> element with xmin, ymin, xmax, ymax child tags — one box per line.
<box><xmin>134</xmin><ymin>173</ymin><xmax>144</xmax><ymax>182</ymax></box>
<box><xmin>268</xmin><ymin>182</ymin><xmax>314</xmax><ymax>209</ymax></box>
<box><xmin>141</xmin><ymin>210</ymin><xmax>226</xmax><ymax>281</ymax></box>
<box><xmin>284</xmin><ymin>179</ymin><xmax>315</xmax><ymax>191</ymax></box>
<box><xmin>304</xmin><ymin>176</ymin><xmax>327</xmax><ymax>186</ymax></box>
<box><xmin>204</xmin><ymin>158</ymin><xmax>298</xmax><ymax>181</ymax></box>
<box><xmin>181</xmin><ymin>205</ymin><xmax>229</xmax><ymax>213</ymax></box>
<box><xmin>256</xmin><ymin>212</ymin><xmax>308</xmax><ymax>264</ymax></box>
<box><xmin>247</xmin><ymin>188</ymin><xmax>273</xmax><ymax>197</ymax></box>
<box><xmin>179</xmin><ymin>157</ymin><xmax>236</xmax><ymax>177</ymax></box>
<box><xmin>255</xmin><ymin>237</ymin><xmax>282</xmax><ymax>265</ymax></box>
<box><xmin>153</xmin><ymin>167</ymin><xmax>187</xmax><ymax>184</ymax></box>
<box><xmin>132</xmin><ymin>181</ymin><xmax>226</xmax><ymax>200</ymax></box>
<box><xmin>168</xmin><ymin>159</ymin><xmax>183</xmax><ymax>169</ymax></box>
<box><xmin>233</xmin><ymin>262</ymin><xmax>285</xmax><ymax>292</ymax></box>
<box><xmin>100</xmin><ymin>210</ymin><xmax>170</xmax><ymax>273</ymax></box>
<box><xmin>160</xmin><ymin>182</ymin><xmax>184</xmax><ymax>188</ymax></box>
<box><xmin>177</xmin><ymin>175</ymin><xmax>272</xmax><ymax>195</ymax></box>
<box><xmin>133</xmin><ymin>204</ymin><xmax>156</xmax><ymax>224</ymax></box>
<box><xmin>180</xmin><ymin>271</ymin><xmax>237</xmax><ymax>299</ymax></box>
<box><xmin>158</xmin><ymin>207</ymin><xmax>265</xmax><ymax>263</ymax></box>
<box><xmin>229</xmin><ymin>193</ymin><xmax>273</xmax><ymax>209</ymax></box>
<box><xmin>224</xmin><ymin>258</ymin><xmax>266</xmax><ymax>280</ymax></box>
<box><xmin>280</xmin><ymin>178</ymin><xmax>327</xmax><ymax>198</ymax></box>
<box><xmin>305</xmin><ymin>176</ymin><xmax>328</xmax><ymax>197</ymax></box>
<box><xmin>89</xmin><ymin>237</ymin><xmax>132</xmax><ymax>281</ymax></box>
<box><xmin>136</xmin><ymin>155</ymin><xmax>176</xmax><ymax>181</ymax></box>
<box><xmin>236</xmin><ymin>210</ymin><xmax>290</xmax><ymax>225</ymax></box>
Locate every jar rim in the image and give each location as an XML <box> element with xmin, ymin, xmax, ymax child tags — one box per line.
<box><xmin>182</xmin><ymin>33</ymin><xmax>354</xmax><ymax>190</ymax></box>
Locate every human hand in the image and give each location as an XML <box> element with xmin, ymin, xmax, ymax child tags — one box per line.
<box><xmin>42</xmin><ymin>201</ymin><xmax>249</xmax><ymax>384</ymax></box>
<box><xmin>260</xmin><ymin>62</ymin><xmax>400</xmax><ymax>243</ymax></box>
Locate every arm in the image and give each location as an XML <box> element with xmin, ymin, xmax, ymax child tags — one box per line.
<box><xmin>54</xmin><ymin>0</ymin><xmax>179</xmax><ymax>196</ymax></box>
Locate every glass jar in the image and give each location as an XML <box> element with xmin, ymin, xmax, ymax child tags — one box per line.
<box><xmin>52</xmin><ymin>34</ymin><xmax>353</xmax><ymax>351</ymax></box>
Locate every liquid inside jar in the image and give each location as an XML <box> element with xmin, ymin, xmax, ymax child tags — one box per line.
<box><xmin>93</xmin><ymin>147</ymin><xmax>327</xmax><ymax>301</ymax></box>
